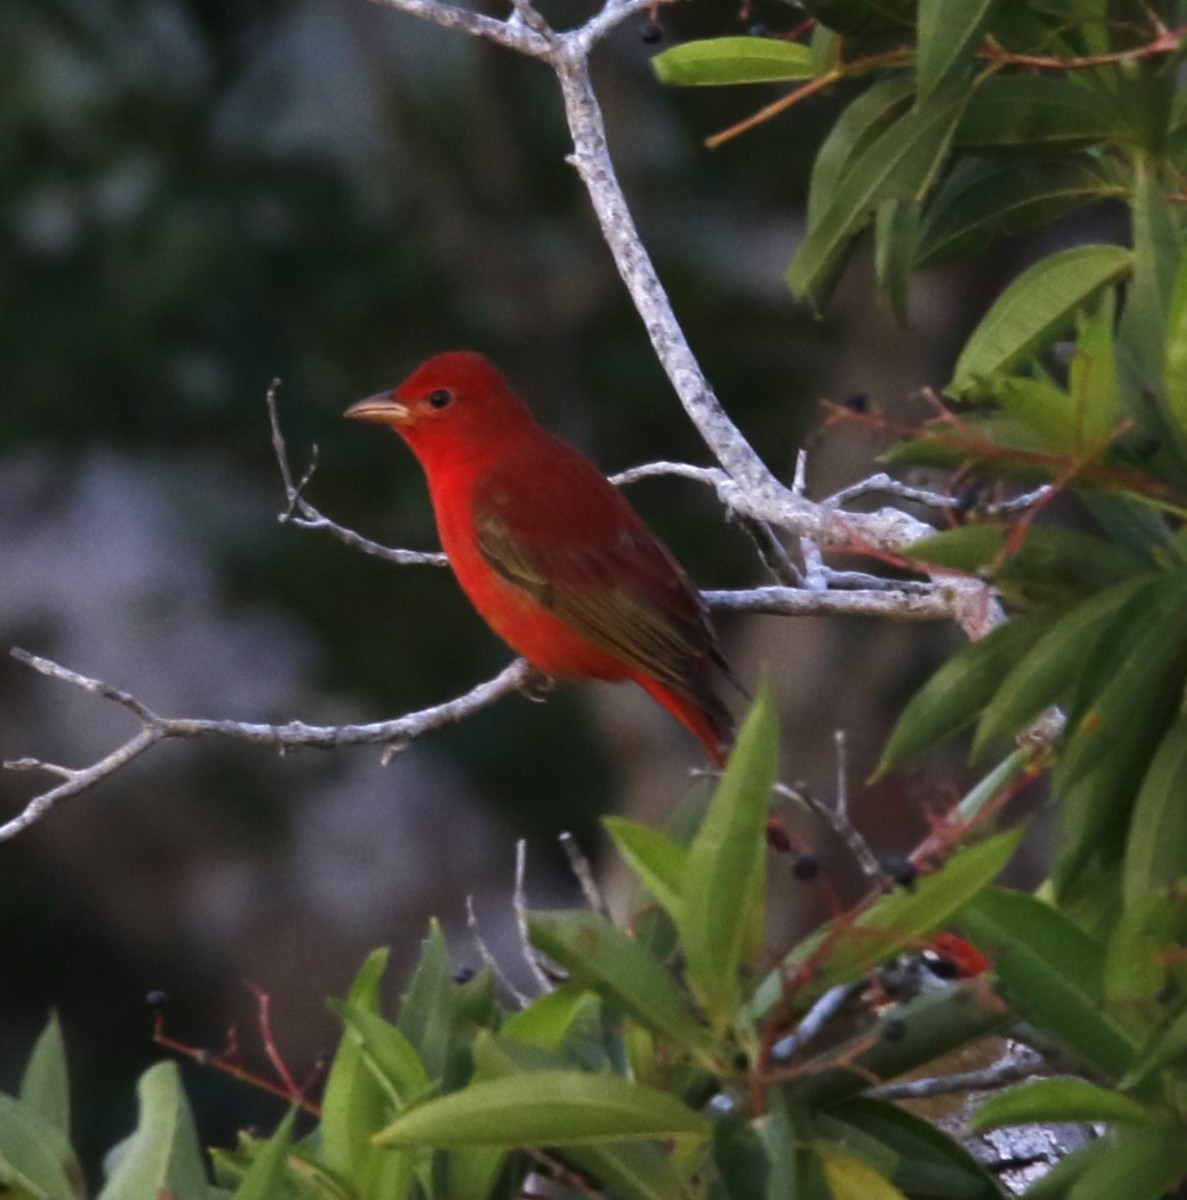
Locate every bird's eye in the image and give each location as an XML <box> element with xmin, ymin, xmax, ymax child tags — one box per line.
<box><xmin>427</xmin><ymin>389</ymin><xmax>454</xmax><ymax>410</ymax></box>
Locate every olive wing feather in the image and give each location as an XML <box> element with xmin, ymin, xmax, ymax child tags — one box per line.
<box><xmin>470</xmin><ymin>449</ymin><xmax>724</xmax><ymax>699</ymax></box>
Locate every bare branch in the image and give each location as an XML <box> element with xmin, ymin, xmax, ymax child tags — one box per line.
<box><xmin>267</xmin><ymin>379</ymin><xmax>447</xmax><ymax>568</ymax></box>
<box><xmin>704</xmin><ymin>586</ymin><xmax>958</xmax><ymax>621</ymax></box>
<box><xmin>367</xmin><ymin>0</ymin><xmax>551</xmax><ymax>54</ymax></box>
<box><xmin>2</xmin><ymin>649</ymin><xmax>535</xmax><ymax>842</ymax></box>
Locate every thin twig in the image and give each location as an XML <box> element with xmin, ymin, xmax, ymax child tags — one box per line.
<box><xmin>514</xmin><ymin>839</ymin><xmax>556</xmax><ymax>995</ymax></box>
<box><xmin>466</xmin><ymin>894</ymin><xmax>532</xmax><ymax>1008</ymax></box>
<box><xmin>559</xmin><ymin>831</ymin><xmax>608</xmax><ymax>916</ymax></box>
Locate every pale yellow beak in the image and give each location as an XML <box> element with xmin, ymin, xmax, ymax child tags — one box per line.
<box><xmin>344</xmin><ymin>393</ymin><xmax>410</xmax><ymax>424</ymax></box>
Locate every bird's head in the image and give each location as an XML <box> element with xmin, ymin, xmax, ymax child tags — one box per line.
<box><xmin>345</xmin><ymin>351</ymin><xmax>535</xmax><ymax>467</ymax></box>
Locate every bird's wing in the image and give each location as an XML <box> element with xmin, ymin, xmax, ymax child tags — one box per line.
<box><xmin>470</xmin><ymin>444</ymin><xmax>721</xmax><ymax>696</ymax></box>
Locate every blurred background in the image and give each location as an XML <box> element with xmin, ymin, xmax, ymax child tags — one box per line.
<box><xmin>0</xmin><ymin>0</ymin><xmax>1041</xmax><ymax>1176</ymax></box>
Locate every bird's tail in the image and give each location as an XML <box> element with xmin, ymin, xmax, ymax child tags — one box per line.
<box><xmin>635</xmin><ymin>674</ymin><xmax>735</xmax><ymax>768</ymax></box>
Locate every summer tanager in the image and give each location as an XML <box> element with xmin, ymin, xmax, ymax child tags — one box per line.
<box><xmin>345</xmin><ymin>351</ymin><xmax>739</xmax><ymax>764</ymax></box>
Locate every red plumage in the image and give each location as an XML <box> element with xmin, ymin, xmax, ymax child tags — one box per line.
<box><xmin>346</xmin><ymin>351</ymin><xmax>739</xmax><ymax>764</ymax></box>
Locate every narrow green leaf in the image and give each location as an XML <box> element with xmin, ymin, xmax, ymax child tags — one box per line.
<box><xmin>973</xmin><ymin>1079</ymin><xmax>1165</xmax><ymax>1130</ymax></box>
<box><xmin>1119</xmin><ymin>158</ymin><xmax>1183</xmax><ymax>396</ymax></box>
<box><xmin>603</xmin><ymin>817</ymin><xmax>686</xmax><ymax>919</ymax></box>
<box><xmin>680</xmin><ymin>686</ymin><xmax>778</xmax><ymax>1022</ymax></box>
<box><xmin>1029</xmin><ymin>1126</ymin><xmax>1187</xmax><ymax>1200</ymax></box>
<box><xmin>332</xmin><ymin>1002</ymin><xmax>431</xmax><ymax>1105</ymax></box>
<box><xmin>527</xmin><ymin>910</ymin><xmax>711</xmax><ymax>1054</ymax></box>
<box><xmin>792</xmin><ymin>985</ymin><xmax>1010</xmax><ymax>1110</ymax></box>
<box><xmin>500</xmin><ymin>985</ymin><xmax>602</xmax><ymax>1052</ymax></box>
<box><xmin>973</xmin><ymin>573</ymin><xmax>1157</xmax><ymax>759</ymax></box>
<box><xmin>1057</xmin><ymin>568</ymin><xmax>1187</xmax><ymax>792</ymax></box>
<box><xmin>1068</xmin><ymin>287</ymin><xmax>1121</xmax><ymax>449</ymax></box>
<box><xmin>789</xmin><ymin>86</ymin><xmax>968</xmax><ymax>303</ymax></box>
<box><xmin>1125</xmin><ymin>708</ymin><xmax>1187</xmax><ymax>907</ymax></box>
<box><xmin>877</xmin><ymin>613</ymin><xmax>1055</xmax><ymax>773</ymax></box>
<box><xmin>1162</xmin><ymin>242</ymin><xmax>1187</xmax><ymax>439</ymax></box>
<box><xmin>651</xmin><ymin>37</ymin><xmax>815</xmax><ymax>86</ymax></box>
<box><xmin>375</xmin><ymin>1072</ymin><xmax>709</xmax><ymax>1147</ymax></box>
<box><xmin>830</xmin><ymin>1098</ymin><xmax>999</xmax><ymax>1200</ymax></box>
<box><xmin>1104</xmin><ymin>894</ymin><xmax>1187</xmax><ymax>1008</ymax></box>
<box><xmin>231</xmin><ymin>1108</ymin><xmax>296</xmax><ymax>1200</ymax></box>
<box><xmin>20</xmin><ymin>1015</ymin><xmax>70</xmax><ymax>1141</ymax></box>
<box><xmin>819</xmin><ymin>1146</ymin><xmax>907</xmax><ymax>1199</ymax></box>
<box><xmin>916</xmin><ymin>158</ymin><xmax>1109</xmax><ymax>269</ymax></box>
<box><xmin>757</xmin><ymin>1091</ymin><xmax>800</xmax><ymax>1200</ymax></box>
<box><xmin>98</xmin><ymin>1063</ymin><xmax>208</xmax><ymax>1200</ymax></box>
<box><xmin>959</xmin><ymin>888</ymin><xmax>1139</xmax><ymax>1078</ymax></box>
<box><xmin>1124</xmin><ymin>1001</ymin><xmax>1187</xmax><ymax>1088</ymax></box>
<box><xmin>949</xmin><ymin>245</ymin><xmax>1132</xmax><ymax>396</ymax></box>
<box><xmin>0</xmin><ymin>1096</ymin><xmax>83</xmax><ymax>1200</ymax></box>
<box><xmin>560</xmin><ymin>1141</ymin><xmax>696</xmax><ymax>1200</ymax></box>
<box><xmin>915</xmin><ymin>0</ymin><xmax>1000</xmax><ymax>103</ymax></box>
<box><xmin>397</xmin><ymin>921</ymin><xmax>454</xmax><ymax>1083</ymax></box>
<box><xmin>904</xmin><ymin>523</ymin><xmax>1003</xmax><ymax>571</ymax></box>
<box><xmin>752</xmin><ymin>831</ymin><xmax>1022</xmax><ymax>1014</ymax></box>
<box><xmin>321</xmin><ymin>948</ymin><xmax>391</xmax><ymax>1175</ymax></box>
<box><xmin>806</xmin><ymin>74</ymin><xmax>915</xmax><ymax>231</ymax></box>
<box><xmin>955</xmin><ymin>76</ymin><xmax>1124</xmax><ymax>150</ymax></box>
<box><xmin>874</xmin><ymin>198</ymin><xmax>918</xmax><ymax>325</ymax></box>
<box><xmin>445</xmin><ymin>1145</ymin><xmax>511</xmax><ymax>1200</ymax></box>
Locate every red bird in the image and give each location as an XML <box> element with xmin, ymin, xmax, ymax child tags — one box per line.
<box><xmin>345</xmin><ymin>351</ymin><xmax>738</xmax><ymax>764</ymax></box>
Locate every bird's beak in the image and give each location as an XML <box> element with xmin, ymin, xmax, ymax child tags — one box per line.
<box><xmin>344</xmin><ymin>393</ymin><xmax>411</xmax><ymax>424</ymax></box>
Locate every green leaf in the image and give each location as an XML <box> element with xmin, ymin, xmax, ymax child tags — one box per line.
<box><xmin>231</xmin><ymin>1108</ymin><xmax>297</xmax><ymax>1200</ymax></box>
<box><xmin>527</xmin><ymin>910</ymin><xmax>711</xmax><ymax>1054</ymax></box>
<box><xmin>788</xmin><ymin>85</ymin><xmax>968</xmax><ymax>303</ymax></box>
<box><xmin>1162</xmin><ymin>242</ymin><xmax>1187</xmax><ymax>440</ymax></box>
<box><xmin>1067</xmin><ymin>287</ymin><xmax>1121</xmax><ymax>449</ymax></box>
<box><xmin>904</xmin><ymin>524</ymin><xmax>1004</xmax><ymax>571</ymax></box>
<box><xmin>1125</xmin><ymin>1002</ymin><xmax>1187</xmax><ymax>1088</ymax></box>
<box><xmin>651</xmin><ymin>38</ymin><xmax>815</xmax><ymax>86</ymax></box>
<box><xmin>500</xmin><ymin>985</ymin><xmax>602</xmax><ymax>1052</ymax></box>
<box><xmin>877</xmin><ymin>613</ymin><xmax>1055</xmax><ymax>772</ymax></box>
<box><xmin>1056</xmin><ymin>568</ymin><xmax>1187</xmax><ymax>793</ymax></box>
<box><xmin>603</xmin><ymin>817</ymin><xmax>686</xmax><ymax>919</ymax></box>
<box><xmin>20</xmin><ymin>1015</ymin><xmax>70</xmax><ymax>1140</ymax></box>
<box><xmin>806</xmin><ymin>74</ymin><xmax>915</xmax><ymax>232</ymax></box>
<box><xmin>874</xmin><ymin>198</ymin><xmax>918</xmax><ymax>325</ymax></box>
<box><xmin>332</xmin><ymin>1002</ymin><xmax>431</xmax><ymax>1106</ymax></box>
<box><xmin>0</xmin><ymin>1096</ymin><xmax>83</xmax><ymax>1200</ymax></box>
<box><xmin>793</xmin><ymin>985</ymin><xmax>1011</xmax><ymax>1110</ymax></box>
<box><xmin>1119</xmin><ymin>158</ymin><xmax>1183</xmax><ymax>397</ymax></box>
<box><xmin>1125</xmin><ymin>708</ymin><xmax>1187</xmax><ymax>907</ymax></box>
<box><xmin>1028</xmin><ymin>1126</ymin><xmax>1187</xmax><ymax>1200</ymax></box>
<box><xmin>560</xmin><ymin>1141</ymin><xmax>696</xmax><ymax>1200</ymax></box>
<box><xmin>752</xmin><ymin>831</ymin><xmax>1022</xmax><ymax>1014</ymax></box>
<box><xmin>443</xmin><ymin>1140</ymin><xmax>513</xmax><ymax>1200</ymax></box>
<box><xmin>397</xmin><ymin>921</ymin><xmax>454</xmax><ymax>1083</ymax></box>
<box><xmin>98</xmin><ymin>1063</ymin><xmax>208</xmax><ymax>1200</ymax></box>
<box><xmin>973</xmin><ymin>573</ymin><xmax>1157</xmax><ymax>759</ymax></box>
<box><xmin>973</xmin><ymin>1079</ymin><xmax>1165</xmax><ymax>1130</ymax></box>
<box><xmin>819</xmin><ymin>1146</ymin><xmax>907</xmax><ymax>1199</ymax></box>
<box><xmin>915</xmin><ymin>0</ymin><xmax>1000</xmax><ymax>103</ymax></box>
<box><xmin>949</xmin><ymin>245</ymin><xmax>1132</xmax><ymax>396</ymax></box>
<box><xmin>916</xmin><ymin>158</ymin><xmax>1109</xmax><ymax>269</ymax></box>
<box><xmin>830</xmin><ymin>1098</ymin><xmax>999</xmax><ymax>1200</ymax></box>
<box><xmin>680</xmin><ymin>686</ymin><xmax>778</xmax><ymax>1023</ymax></box>
<box><xmin>959</xmin><ymin>888</ymin><xmax>1139</xmax><ymax>1078</ymax></box>
<box><xmin>955</xmin><ymin>76</ymin><xmax>1124</xmax><ymax>151</ymax></box>
<box><xmin>1104</xmin><ymin>894</ymin><xmax>1187</xmax><ymax>1008</ymax></box>
<box><xmin>320</xmin><ymin>948</ymin><xmax>391</xmax><ymax>1175</ymax></box>
<box><xmin>375</xmin><ymin>1072</ymin><xmax>709</xmax><ymax>1148</ymax></box>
